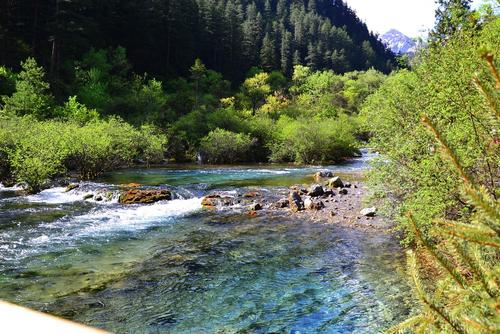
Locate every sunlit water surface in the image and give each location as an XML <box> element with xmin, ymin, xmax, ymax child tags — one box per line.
<box><xmin>0</xmin><ymin>152</ymin><xmax>414</xmax><ymax>333</ymax></box>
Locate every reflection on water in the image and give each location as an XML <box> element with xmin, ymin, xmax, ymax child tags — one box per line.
<box><xmin>0</xmin><ymin>154</ymin><xmax>414</xmax><ymax>333</ymax></box>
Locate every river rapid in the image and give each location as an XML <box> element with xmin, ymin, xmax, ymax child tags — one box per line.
<box><xmin>0</xmin><ymin>152</ymin><xmax>414</xmax><ymax>333</ymax></box>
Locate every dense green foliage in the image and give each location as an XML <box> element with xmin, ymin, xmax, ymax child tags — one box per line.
<box><xmin>0</xmin><ymin>116</ymin><xmax>166</xmax><ymax>193</ymax></box>
<box><xmin>0</xmin><ymin>46</ymin><xmax>386</xmax><ymax>191</ymax></box>
<box><xmin>0</xmin><ymin>58</ymin><xmax>166</xmax><ymax>193</ymax></box>
<box><xmin>200</xmin><ymin>128</ymin><xmax>254</xmax><ymax>164</ymax></box>
<box><xmin>360</xmin><ymin>10</ymin><xmax>499</xmax><ymax>334</ymax></box>
<box><xmin>361</xmin><ymin>18</ymin><xmax>499</xmax><ymax>243</ymax></box>
<box><xmin>0</xmin><ymin>0</ymin><xmax>395</xmax><ymax>84</ymax></box>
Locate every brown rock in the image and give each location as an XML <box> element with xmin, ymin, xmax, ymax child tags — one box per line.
<box><xmin>120</xmin><ymin>183</ymin><xmax>141</xmax><ymax>188</ymax></box>
<box><xmin>119</xmin><ymin>189</ymin><xmax>172</xmax><ymax>204</ymax></box>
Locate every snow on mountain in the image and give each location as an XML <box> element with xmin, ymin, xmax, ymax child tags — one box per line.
<box><xmin>381</xmin><ymin>29</ymin><xmax>417</xmax><ymax>55</ymax></box>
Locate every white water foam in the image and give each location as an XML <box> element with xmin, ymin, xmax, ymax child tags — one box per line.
<box><xmin>25</xmin><ymin>187</ymin><xmax>85</xmax><ymax>204</ymax></box>
<box><xmin>77</xmin><ymin>197</ymin><xmax>203</xmax><ymax>236</ymax></box>
<box><xmin>0</xmin><ymin>197</ymin><xmax>203</xmax><ymax>261</ymax></box>
<box><xmin>0</xmin><ymin>183</ymin><xmax>24</xmax><ymax>191</ymax></box>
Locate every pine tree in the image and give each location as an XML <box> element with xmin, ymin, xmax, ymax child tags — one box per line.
<box><xmin>431</xmin><ymin>0</ymin><xmax>473</xmax><ymax>43</ymax></box>
<box><xmin>293</xmin><ymin>49</ymin><xmax>302</xmax><ymax>66</ymax></box>
<box><xmin>280</xmin><ymin>30</ymin><xmax>292</xmax><ymax>75</ymax></box>
<box><xmin>387</xmin><ymin>53</ymin><xmax>500</xmax><ymax>334</ymax></box>
<box><xmin>190</xmin><ymin>58</ymin><xmax>207</xmax><ymax>109</ymax></box>
<box><xmin>306</xmin><ymin>42</ymin><xmax>318</xmax><ymax>69</ymax></box>
<box><xmin>260</xmin><ymin>32</ymin><xmax>276</xmax><ymax>71</ymax></box>
<box><xmin>3</xmin><ymin>58</ymin><xmax>54</xmax><ymax>119</ymax></box>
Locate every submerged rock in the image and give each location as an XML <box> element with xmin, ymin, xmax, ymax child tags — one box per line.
<box><xmin>360</xmin><ymin>207</ymin><xmax>377</xmax><ymax>217</ymax></box>
<box><xmin>65</xmin><ymin>183</ymin><xmax>80</xmax><ymax>192</ymax></box>
<box><xmin>288</xmin><ymin>191</ymin><xmax>304</xmax><ymax>212</ymax></box>
<box><xmin>83</xmin><ymin>193</ymin><xmax>94</xmax><ymax>200</ymax></box>
<box><xmin>326</xmin><ymin>177</ymin><xmax>344</xmax><ymax>189</ymax></box>
<box><xmin>308</xmin><ymin>184</ymin><xmax>324</xmax><ymax>197</ymax></box>
<box><xmin>119</xmin><ymin>189</ymin><xmax>172</xmax><ymax>204</ymax></box>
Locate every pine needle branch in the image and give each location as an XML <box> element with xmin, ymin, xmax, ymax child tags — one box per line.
<box><xmin>435</xmin><ymin>219</ymin><xmax>500</xmax><ymax>248</ymax></box>
<box><xmin>406</xmin><ymin>250</ymin><xmax>468</xmax><ymax>334</ymax></box>
<box><xmin>451</xmin><ymin>240</ymin><xmax>498</xmax><ymax>298</ymax></box>
<box><xmin>472</xmin><ymin>76</ymin><xmax>500</xmax><ymax>121</ymax></box>
<box><xmin>408</xmin><ymin>212</ymin><xmax>468</xmax><ymax>289</ymax></box>
<box><xmin>463</xmin><ymin>186</ymin><xmax>500</xmax><ymax>236</ymax></box>
<box><xmin>385</xmin><ymin>314</ymin><xmax>425</xmax><ymax>334</ymax></box>
<box><xmin>481</xmin><ymin>53</ymin><xmax>500</xmax><ymax>89</ymax></box>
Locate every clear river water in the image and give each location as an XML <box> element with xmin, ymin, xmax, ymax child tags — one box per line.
<box><xmin>0</xmin><ymin>152</ymin><xmax>414</xmax><ymax>333</ymax></box>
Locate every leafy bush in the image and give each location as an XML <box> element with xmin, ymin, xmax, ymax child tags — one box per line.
<box><xmin>0</xmin><ymin>115</ymin><xmax>166</xmax><ymax>192</ymax></box>
<box><xmin>361</xmin><ymin>18</ymin><xmax>500</xmax><ymax>243</ymax></box>
<box><xmin>269</xmin><ymin>115</ymin><xmax>359</xmax><ymax>164</ymax></box>
<box><xmin>199</xmin><ymin>128</ymin><xmax>254</xmax><ymax>164</ymax></box>
<box><xmin>57</xmin><ymin>96</ymin><xmax>100</xmax><ymax>124</ymax></box>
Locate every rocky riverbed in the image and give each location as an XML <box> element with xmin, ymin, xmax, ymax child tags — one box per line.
<box><xmin>0</xmin><ymin>157</ymin><xmax>414</xmax><ymax>333</ymax></box>
<box><xmin>198</xmin><ymin>173</ymin><xmax>387</xmax><ymax>232</ymax></box>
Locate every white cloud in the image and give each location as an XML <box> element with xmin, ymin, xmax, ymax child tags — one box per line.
<box><xmin>343</xmin><ymin>0</ymin><xmax>483</xmax><ymax>37</ymax></box>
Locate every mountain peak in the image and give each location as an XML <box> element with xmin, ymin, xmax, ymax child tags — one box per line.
<box><xmin>381</xmin><ymin>29</ymin><xmax>416</xmax><ymax>55</ymax></box>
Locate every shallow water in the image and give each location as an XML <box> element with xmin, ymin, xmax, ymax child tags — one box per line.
<box><xmin>0</xmin><ymin>152</ymin><xmax>414</xmax><ymax>333</ymax></box>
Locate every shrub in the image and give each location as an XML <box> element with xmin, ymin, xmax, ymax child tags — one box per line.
<box><xmin>0</xmin><ymin>114</ymin><xmax>166</xmax><ymax>192</ymax></box>
<box><xmin>57</xmin><ymin>96</ymin><xmax>100</xmax><ymax>124</ymax></box>
<box><xmin>8</xmin><ymin>119</ymin><xmax>72</xmax><ymax>193</ymax></box>
<box><xmin>199</xmin><ymin>128</ymin><xmax>254</xmax><ymax>164</ymax></box>
<box><xmin>65</xmin><ymin>117</ymin><xmax>165</xmax><ymax>179</ymax></box>
<box><xmin>269</xmin><ymin>115</ymin><xmax>359</xmax><ymax>164</ymax></box>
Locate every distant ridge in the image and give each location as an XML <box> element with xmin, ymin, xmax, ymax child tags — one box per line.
<box><xmin>381</xmin><ymin>29</ymin><xmax>417</xmax><ymax>55</ymax></box>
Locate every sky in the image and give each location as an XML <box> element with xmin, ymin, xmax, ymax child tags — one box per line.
<box><xmin>343</xmin><ymin>0</ymin><xmax>484</xmax><ymax>37</ymax></box>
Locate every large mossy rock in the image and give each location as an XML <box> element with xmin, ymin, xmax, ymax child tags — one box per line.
<box><xmin>119</xmin><ymin>189</ymin><xmax>172</xmax><ymax>204</ymax></box>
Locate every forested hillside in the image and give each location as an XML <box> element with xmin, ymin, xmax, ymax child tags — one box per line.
<box><xmin>0</xmin><ymin>0</ymin><xmax>395</xmax><ymax>85</ymax></box>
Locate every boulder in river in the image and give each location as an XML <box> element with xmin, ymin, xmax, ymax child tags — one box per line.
<box><xmin>288</xmin><ymin>191</ymin><xmax>304</xmax><ymax>212</ymax></box>
<box><xmin>308</xmin><ymin>184</ymin><xmax>324</xmax><ymax>197</ymax></box>
<box><xmin>119</xmin><ymin>189</ymin><xmax>172</xmax><ymax>204</ymax></box>
<box><xmin>243</xmin><ymin>191</ymin><xmax>261</xmax><ymax>198</ymax></box>
<box><xmin>326</xmin><ymin>177</ymin><xmax>344</xmax><ymax>189</ymax></box>
<box><xmin>304</xmin><ymin>197</ymin><xmax>325</xmax><ymax>211</ymax></box>
<box><xmin>360</xmin><ymin>207</ymin><xmax>377</xmax><ymax>217</ymax></box>
<box><xmin>314</xmin><ymin>171</ymin><xmax>334</xmax><ymax>180</ymax></box>
<box><xmin>201</xmin><ymin>194</ymin><xmax>221</xmax><ymax>207</ymax></box>
<box><xmin>120</xmin><ymin>183</ymin><xmax>141</xmax><ymax>188</ymax></box>
<box><xmin>201</xmin><ymin>194</ymin><xmax>236</xmax><ymax>208</ymax></box>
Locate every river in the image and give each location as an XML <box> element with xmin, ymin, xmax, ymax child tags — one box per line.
<box><xmin>0</xmin><ymin>151</ymin><xmax>414</xmax><ymax>333</ymax></box>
